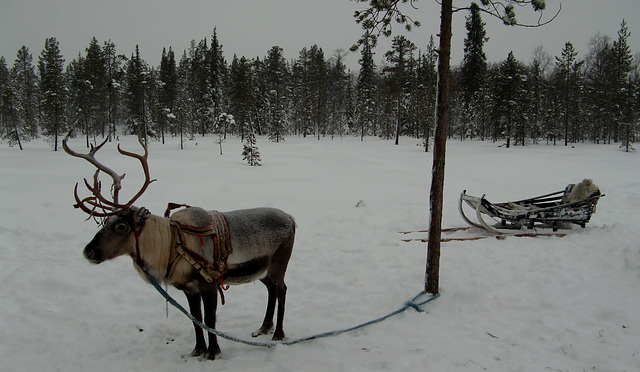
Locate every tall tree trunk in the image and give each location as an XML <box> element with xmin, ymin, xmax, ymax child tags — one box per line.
<box><xmin>425</xmin><ymin>0</ymin><xmax>452</xmax><ymax>295</ymax></box>
<box><xmin>395</xmin><ymin>86</ymin><xmax>401</xmax><ymax>145</ymax></box>
<box><xmin>10</xmin><ymin>110</ymin><xmax>23</xmax><ymax>150</ymax></box>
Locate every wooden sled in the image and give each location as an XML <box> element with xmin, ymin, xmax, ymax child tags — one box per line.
<box><xmin>459</xmin><ymin>184</ymin><xmax>603</xmax><ymax>234</ymax></box>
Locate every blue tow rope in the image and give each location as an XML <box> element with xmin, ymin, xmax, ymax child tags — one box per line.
<box><xmin>147</xmin><ymin>275</ymin><xmax>440</xmax><ymax>347</ymax></box>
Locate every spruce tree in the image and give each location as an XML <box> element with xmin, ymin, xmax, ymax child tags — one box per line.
<box><xmin>103</xmin><ymin>40</ymin><xmax>124</xmax><ymax>141</ymax></box>
<box><xmin>38</xmin><ymin>38</ymin><xmax>66</xmax><ymax>151</ymax></box>
<box><xmin>190</xmin><ymin>38</ymin><xmax>212</xmax><ymax>136</ymax></box>
<box><xmin>0</xmin><ymin>57</ymin><xmax>9</xmax><ymax>141</ymax></box>
<box><xmin>326</xmin><ymin>50</ymin><xmax>349</xmax><ymax>138</ymax></box>
<box><xmin>417</xmin><ymin>36</ymin><xmax>438</xmax><ymax>150</ymax></box>
<box><xmin>84</xmin><ymin>37</ymin><xmax>108</xmax><ymax>139</ymax></box>
<box><xmin>208</xmin><ymin>28</ymin><xmax>226</xmax><ymax>131</ymax></box>
<box><xmin>125</xmin><ymin>45</ymin><xmax>149</xmax><ymax>141</ymax></box>
<box><xmin>229</xmin><ymin>55</ymin><xmax>253</xmax><ymax>141</ymax></box>
<box><xmin>553</xmin><ymin>41</ymin><xmax>584</xmax><ymax>146</ymax></box>
<box><xmin>174</xmin><ymin>50</ymin><xmax>191</xmax><ymax>149</ymax></box>
<box><xmin>308</xmin><ymin>45</ymin><xmax>328</xmax><ymax>139</ymax></box>
<box><xmin>12</xmin><ymin>46</ymin><xmax>39</xmax><ymax>142</ymax></box>
<box><xmin>264</xmin><ymin>46</ymin><xmax>288</xmax><ymax>142</ymax></box>
<box><xmin>584</xmin><ymin>34</ymin><xmax>613</xmax><ymax>143</ymax></box>
<box><xmin>527</xmin><ymin>47</ymin><xmax>551</xmax><ymax>143</ymax></box>
<box><xmin>0</xmin><ymin>56</ymin><xmax>22</xmax><ymax>149</ymax></box>
<box><xmin>494</xmin><ymin>51</ymin><xmax>527</xmax><ymax>147</ymax></box>
<box><xmin>356</xmin><ymin>37</ymin><xmax>377</xmax><ymax>141</ymax></box>
<box><xmin>242</xmin><ymin>131</ymin><xmax>261</xmax><ymax>166</ymax></box>
<box><xmin>384</xmin><ymin>35</ymin><xmax>416</xmax><ymax>145</ymax></box>
<box><xmin>460</xmin><ymin>2</ymin><xmax>488</xmax><ymax>140</ymax></box>
<box><xmin>159</xmin><ymin>47</ymin><xmax>177</xmax><ymax>144</ymax></box>
<box><xmin>612</xmin><ymin>19</ymin><xmax>634</xmax><ymax>145</ymax></box>
<box><xmin>460</xmin><ymin>2</ymin><xmax>488</xmax><ymax>100</ymax></box>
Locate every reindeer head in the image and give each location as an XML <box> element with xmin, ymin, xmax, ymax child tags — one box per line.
<box><xmin>63</xmin><ymin>132</ymin><xmax>156</xmax><ymax>264</ymax></box>
<box><xmin>82</xmin><ymin>206</ymin><xmax>151</xmax><ymax>263</ymax></box>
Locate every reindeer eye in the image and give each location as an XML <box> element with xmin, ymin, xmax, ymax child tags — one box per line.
<box><xmin>114</xmin><ymin>223</ymin><xmax>129</xmax><ymax>233</ymax></box>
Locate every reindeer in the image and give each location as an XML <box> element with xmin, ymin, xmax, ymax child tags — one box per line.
<box><xmin>63</xmin><ymin>133</ymin><xmax>295</xmax><ymax>360</ymax></box>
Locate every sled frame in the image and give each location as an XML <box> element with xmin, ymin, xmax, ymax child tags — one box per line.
<box><xmin>459</xmin><ymin>185</ymin><xmax>603</xmax><ymax>234</ymax></box>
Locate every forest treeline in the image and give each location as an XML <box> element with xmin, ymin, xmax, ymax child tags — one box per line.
<box><xmin>0</xmin><ymin>9</ymin><xmax>638</xmax><ymax>151</ymax></box>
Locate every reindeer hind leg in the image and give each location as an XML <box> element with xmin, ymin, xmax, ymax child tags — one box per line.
<box><xmin>272</xmin><ymin>277</ymin><xmax>287</xmax><ymax>341</ymax></box>
<box><xmin>252</xmin><ymin>276</ymin><xmax>276</xmax><ymax>337</ymax></box>
<box><xmin>270</xmin><ymin>234</ymin><xmax>294</xmax><ymax>341</ymax></box>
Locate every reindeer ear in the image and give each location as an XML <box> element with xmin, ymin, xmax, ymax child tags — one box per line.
<box><xmin>133</xmin><ymin>207</ymin><xmax>151</xmax><ymax>226</ymax></box>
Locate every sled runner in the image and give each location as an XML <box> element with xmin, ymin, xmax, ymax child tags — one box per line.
<box><xmin>459</xmin><ymin>181</ymin><xmax>603</xmax><ymax>234</ymax></box>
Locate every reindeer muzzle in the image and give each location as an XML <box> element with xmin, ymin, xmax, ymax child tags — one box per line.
<box><xmin>83</xmin><ymin>235</ymin><xmax>104</xmax><ymax>264</ymax></box>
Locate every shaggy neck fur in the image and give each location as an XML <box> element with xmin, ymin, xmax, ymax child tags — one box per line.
<box><xmin>131</xmin><ymin>214</ymin><xmax>174</xmax><ymax>283</ymax></box>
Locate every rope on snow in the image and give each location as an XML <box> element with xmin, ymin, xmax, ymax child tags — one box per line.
<box><xmin>147</xmin><ymin>274</ymin><xmax>440</xmax><ymax>348</ymax></box>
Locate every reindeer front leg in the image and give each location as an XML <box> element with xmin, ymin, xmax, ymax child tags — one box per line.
<box><xmin>184</xmin><ymin>291</ymin><xmax>207</xmax><ymax>357</ymax></box>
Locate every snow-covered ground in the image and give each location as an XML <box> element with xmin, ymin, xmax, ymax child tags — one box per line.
<box><xmin>1</xmin><ymin>135</ymin><xmax>639</xmax><ymax>371</ymax></box>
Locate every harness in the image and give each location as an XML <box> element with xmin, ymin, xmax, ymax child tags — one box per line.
<box><xmin>132</xmin><ymin>203</ymin><xmax>233</xmax><ymax>304</ymax></box>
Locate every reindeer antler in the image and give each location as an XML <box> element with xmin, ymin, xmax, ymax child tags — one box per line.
<box><xmin>63</xmin><ymin>130</ymin><xmax>156</xmax><ymax>218</ymax></box>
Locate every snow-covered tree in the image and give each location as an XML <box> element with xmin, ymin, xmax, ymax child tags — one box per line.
<box><xmin>356</xmin><ymin>36</ymin><xmax>377</xmax><ymax>141</ymax></box>
<box><xmin>38</xmin><ymin>38</ymin><xmax>66</xmax><ymax>151</ymax></box>
<box><xmin>264</xmin><ymin>46</ymin><xmax>289</xmax><ymax>142</ymax></box>
<box><xmin>384</xmin><ymin>35</ymin><xmax>416</xmax><ymax>145</ymax></box>
<box><xmin>102</xmin><ymin>40</ymin><xmax>125</xmax><ymax>141</ymax></box>
<box><xmin>553</xmin><ymin>41</ymin><xmax>584</xmax><ymax>146</ymax></box>
<box><xmin>242</xmin><ymin>131</ymin><xmax>261</xmax><ymax>166</ymax></box>
<box><xmin>158</xmin><ymin>47</ymin><xmax>177</xmax><ymax>144</ymax></box>
<box><xmin>11</xmin><ymin>46</ymin><xmax>39</xmax><ymax>145</ymax></box>
<box><xmin>229</xmin><ymin>55</ymin><xmax>253</xmax><ymax>141</ymax></box>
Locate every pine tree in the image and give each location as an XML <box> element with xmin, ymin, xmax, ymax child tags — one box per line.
<box><xmin>208</xmin><ymin>28</ymin><xmax>226</xmax><ymax>132</ymax></box>
<box><xmin>612</xmin><ymin>19</ymin><xmax>634</xmax><ymax>146</ymax></box>
<box><xmin>356</xmin><ymin>37</ymin><xmax>377</xmax><ymax>141</ymax></box>
<box><xmin>84</xmin><ymin>37</ymin><xmax>108</xmax><ymax>140</ymax></box>
<box><xmin>190</xmin><ymin>38</ymin><xmax>212</xmax><ymax>137</ymax></box>
<box><xmin>417</xmin><ymin>36</ymin><xmax>438</xmax><ymax>150</ymax></box>
<box><xmin>158</xmin><ymin>47</ymin><xmax>177</xmax><ymax>144</ymax></box>
<box><xmin>527</xmin><ymin>47</ymin><xmax>551</xmax><ymax>143</ymax></box>
<box><xmin>326</xmin><ymin>50</ymin><xmax>350</xmax><ymax>138</ymax></box>
<box><xmin>250</xmin><ymin>57</ymin><xmax>267</xmax><ymax>136</ymax></box>
<box><xmin>229</xmin><ymin>55</ymin><xmax>253</xmax><ymax>140</ymax></box>
<box><xmin>174</xmin><ymin>50</ymin><xmax>191</xmax><ymax>149</ymax></box>
<box><xmin>308</xmin><ymin>45</ymin><xmax>328</xmax><ymax>139</ymax></box>
<box><xmin>38</xmin><ymin>38</ymin><xmax>66</xmax><ymax>151</ymax></box>
<box><xmin>553</xmin><ymin>41</ymin><xmax>584</xmax><ymax>146</ymax></box>
<box><xmin>12</xmin><ymin>46</ymin><xmax>39</xmax><ymax>143</ymax></box>
<box><xmin>0</xmin><ymin>56</ymin><xmax>22</xmax><ymax>149</ymax></box>
<box><xmin>124</xmin><ymin>45</ymin><xmax>149</xmax><ymax>141</ymax></box>
<box><xmin>494</xmin><ymin>51</ymin><xmax>527</xmax><ymax>147</ymax></box>
<box><xmin>460</xmin><ymin>2</ymin><xmax>488</xmax><ymax>140</ymax></box>
<box><xmin>103</xmin><ymin>40</ymin><xmax>125</xmax><ymax>141</ymax></box>
<box><xmin>264</xmin><ymin>46</ymin><xmax>289</xmax><ymax>142</ymax></box>
<box><xmin>384</xmin><ymin>35</ymin><xmax>416</xmax><ymax>145</ymax></box>
<box><xmin>242</xmin><ymin>131</ymin><xmax>261</xmax><ymax>166</ymax></box>
<box><xmin>460</xmin><ymin>2</ymin><xmax>488</xmax><ymax>100</ymax></box>
<box><xmin>0</xmin><ymin>57</ymin><xmax>9</xmax><ymax>139</ymax></box>
<box><xmin>584</xmin><ymin>34</ymin><xmax>613</xmax><ymax>144</ymax></box>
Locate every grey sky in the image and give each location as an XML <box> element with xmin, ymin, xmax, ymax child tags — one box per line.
<box><xmin>1</xmin><ymin>0</ymin><xmax>639</xmax><ymax>71</ymax></box>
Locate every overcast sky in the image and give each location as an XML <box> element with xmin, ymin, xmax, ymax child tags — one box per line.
<box><xmin>1</xmin><ymin>0</ymin><xmax>639</xmax><ymax>71</ymax></box>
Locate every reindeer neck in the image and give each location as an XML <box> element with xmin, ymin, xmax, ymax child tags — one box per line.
<box><xmin>131</xmin><ymin>213</ymin><xmax>174</xmax><ymax>281</ymax></box>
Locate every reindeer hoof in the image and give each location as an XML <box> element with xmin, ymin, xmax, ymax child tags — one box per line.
<box><xmin>272</xmin><ymin>332</ymin><xmax>286</xmax><ymax>341</ymax></box>
<box><xmin>252</xmin><ymin>325</ymin><xmax>273</xmax><ymax>338</ymax></box>
<box><xmin>203</xmin><ymin>350</ymin><xmax>221</xmax><ymax>360</ymax></box>
<box><xmin>187</xmin><ymin>347</ymin><xmax>205</xmax><ymax>358</ymax></box>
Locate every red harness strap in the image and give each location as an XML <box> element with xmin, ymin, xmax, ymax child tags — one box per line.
<box><xmin>164</xmin><ymin>203</ymin><xmax>233</xmax><ymax>301</ymax></box>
